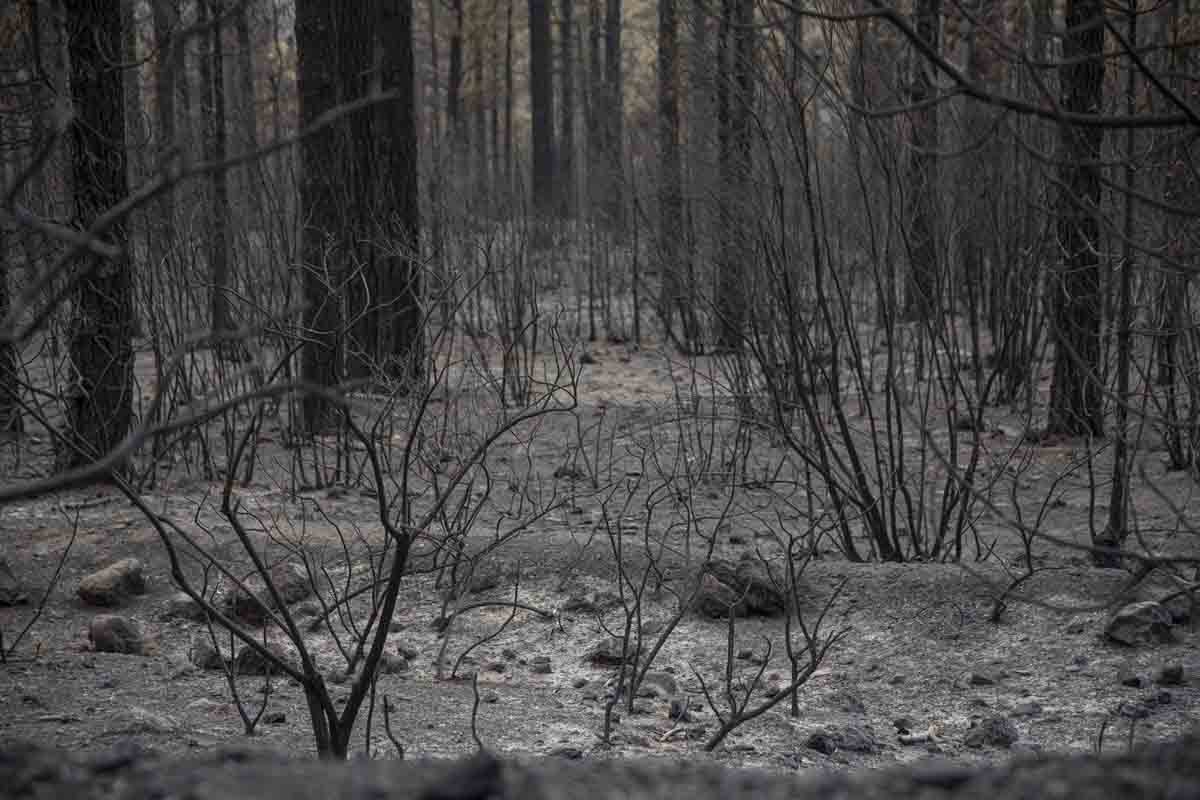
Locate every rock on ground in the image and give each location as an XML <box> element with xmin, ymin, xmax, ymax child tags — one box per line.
<box><xmin>0</xmin><ymin>555</ymin><xmax>27</xmax><ymax>606</ymax></box>
<box><xmin>695</xmin><ymin>556</ymin><xmax>785</xmax><ymax>618</ymax></box>
<box><xmin>1105</xmin><ymin>601</ymin><xmax>1175</xmax><ymax>646</ymax></box>
<box><xmin>964</xmin><ymin>715</ymin><xmax>1020</xmax><ymax>749</ymax></box>
<box><xmin>88</xmin><ymin>614</ymin><xmax>145</xmax><ymax>655</ymax></box>
<box><xmin>222</xmin><ymin>563</ymin><xmax>315</xmax><ymax>626</ymax></box>
<box><xmin>78</xmin><ymin>558</ymin><xmax>146</xmax><ymax>607</ymax></box>
<box><xmin>233</xmin><ymin>642</ymin><xmax>294</xmax><ymax>676</ymax></box>
<box><xmin>159</xmin><ymin>592</ymin><xmax>209</xmax><ymax>623</ymax></box>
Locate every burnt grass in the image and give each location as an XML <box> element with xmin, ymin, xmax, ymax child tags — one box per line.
<box><xmin>1</xmin><ymin>338</ymin><xmax>1198</xmax><ymax>771</ymax></box>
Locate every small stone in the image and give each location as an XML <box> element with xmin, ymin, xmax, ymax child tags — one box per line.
<box><xmin>531</xmin><ymin>656</ymin><xmax>552</xmax><ymax>674</ymax></box>
<box><xmin>1065</xmin><ymin>619</ymin><xmax>1087</xmax><ymax>635</ymax></box>
<box><xmin>562</xmin><ymin>594</ymin><xmax>599</xmax><ymax>614</ymax></box>
<box><xmin>394</xmin><ymin>642</ymin><xmax>419</xmax><ymax>661</ymax></box>
<box><xmin>501</xmin><ymin>648</ymin><xmax>518</xmax><ymax>660</ymax></box>
<box><xmin>806</xmin><ymin>732</ymin><xmax>838</xmax><ymax>755</ymax></box>
<box><xmin>968</xmin><ymin>671</ymin><xmax>996</xmax><ymax>687</ymax></box>
<box><xmin>1118</xmin><ymin>667</ymin><xmax>1145</xmax><ymax>688</ymax></box>
<box><xmin>1105</xmin><ymin>602</ymin><xmax>1175</xmax><ymax>646</ymax></box>
<box><xmin>189</xmin><ymin>633</ymin><xmax>226</xmax><ymax>670</ymax></box>
<box><xmin>572</xmin><ymin>677</ymin><xmax>588</xmax><ymax>689</ymax></box>
<box><xmin>669</xmin><ymin>699</ymin><xmax>692</xmax><ymax>722</ymax></box>
<box><xmin>736</xmin><ymin>648</ymin><xmax>754</xmax><ymax>661</ymax></box>
<box><xmin>1012</xmin><ymin>701</ymin><xmax>1042</xmax><ymax>718</ymax></box>
<box><xmin>963</xmin><ymin>715</ymin><xmax>1019</xmax><ymax>749</ymax></box>
<box><xmin>264</xmin><ymin>712</ymin><xmax>286</xmax><ymax>725</ymax></box>
<box><xmin>829</xmin><ymin>692</ymin><xmax>866</xmax><ymax>714</ymax></box>
<box><xmin>79</xmin><ymin>559</ymin><xmax>146</xmax><ymax>607</ymax></box>
<box><xmin>585</xmin><ymin>637</ymin><xmax>628</xmax><ymax>666</ymax></box>
<box><xmin>482</xmin><ymin>691</ymin><xmax>500</xmax><ymax>704</ymax></box>
<box><xmin>378</xmin><ymin>652</ymin><xmax>409</xmax><ymax>674</ymax></box>
<box><xmin>837</xmin><ymin>726</ymin><xmax>880</xmax><ymax>753</ymax></box>
<box><xmin>0</xmin><ymin>556</ymin><xmax>28</xmax><ymax>606</ymax></box>
<box><xmin>893</xmin><ymin>717</ymin><xmax>915</xmax><ymax>733</ymax></box>
<box><xmin>1157</xmin><ymin>664</ymin><xmax>1185</xmax><ymax>686</ymax></box>
<box><xmin>485</xmin><ymin>661</ymin><xmax>506</xmax><ymax>673</ymax></box>
<box><xmin>1117</xmin><ymin>701</ymin><xmax>1151</xmax><ymax>719</ymax></box>
<box><xmin>89</xmin><ymin>615</ymin><xmax>145</xmax><ymax>655</ymax></box>
<box><xmin>223</xmin><ymin>563</ymin><xmax>314</xmax><ymax>626</ymax></box>
<box><xmin>888</xmin><ymin>674</ymin><xmax>906</xmax><ymax>686</ymax></box>
<box><xmin>233</xmin><ymin>642</ymin><xmax>291</xmax><ymax>676</ymax></box>
<box><xmin>1144</xmin><ymin>690</ymin><xmax>1172</xmax><ymax>707</ymax></box>
<box><xmin>160</xmin><ymin>593</ymin><xmax>208</xmax><ymax>623</ymax></box>
<box><xmin>636</xmin><ymin>671</ymin><xmax>679</xmax><ymax>699</ymax></box>
<box><xmin>549</xmin><ymin>746</ymin><xmax>583</xmax><ymax>759</ymax></box>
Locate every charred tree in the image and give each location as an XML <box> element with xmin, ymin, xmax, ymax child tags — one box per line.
<box><xmin>296</xmin><ymin>0</ymin><xmax>343</xmax><ymax>431</ymax></box>
<box><xmin>60</xmin><ymin>0</ymin><xmax>135</xmax><ymax>469</ymax></box>
<box><xmin>528</xmin><ymin>0</ymin><xmax>556</xmax><ymax>215</ymax></box>
<box><xmin>1046</xmin><ymin>0</ymin><xmax>1106</xmax><ymax>438</ymax></box>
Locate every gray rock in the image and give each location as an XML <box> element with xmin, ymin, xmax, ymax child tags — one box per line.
<box><xmin>828</xmin><ymin>691</ymin><xmax>866</xmax><ymax>714</ymax></box>
<box><xmin>223</xmin><ymin>563</ymin><xmax>315</xmax><ymax>626</ymax></box>
<box><xmin>562</xmin><ymin>594</ymin><xmax>599</xmax><ymax>614</ymax></box>
<box><xmin>378</xmin><ymin>653</ymin><xmax>409</xmax><ymax>674</ymax></box>
<box><xmin>530</xmin><ymin>656</ymin><xmax>552</xmax><ymax>675</ymax></box>
<box><xmin>0</xmin><ymin>556</ymin><xmax>27</xmax><ymax>606</ymax></box>
<box><xmin>1157</xmin><ymin>664</ymin><xmax>1185</xmax><ymax>686</ymax></box>
<box><xmin>806</xmin><ymin>732</ymin><xmax>839</xmax><ymax>755</ymax></box>
<box><xmin>1161</xmin><ymin>591</ymin><xmax>1196</xmax><ymax>624</ymax></box>
<box><xmin>585</xmin><ymin>637</ymin><xmax>629</xmax><ymax>666</ymax></box>
<box><xmin>969</xmin><ymin>671</ymin><xmax>996</xmax><ymax>687</ymax></box>
<box><xmin>694</xmin><ymin>573</ymin><xmax>742</xmax><ymax>618</ymax></box>
<box><xmin>669</xmin><ymin>699</ymin><xmax>693</xmax><ymax>722</ymax></box>
<box><xmin>1105</xmin><ymin>602</ymin><xmax>1175</xmax><ymax>646</ymax></box>
<box><xmin>695</xmin><ymin>557</ymin><xmax>785</xmax><ymax>619</ymax></box>
<box><xmin>1118</xmin><ymin>666</ymin><xmax>1145</xmax><ymax>688</ymax></box>
<box><xmin>394</xmin><ymin>642</ymin><xmax>419</xmax><ymax>661</ymax></box>
<box><xmin>233</xmin><ymin>642</ymin><xmax>292</xmax><ymax>676</ymax></box>
<box><xmin>78</xmin><ymin>558</ymin><xmax>145</xmax><ymax>607</ymax></box>
<box><xmin>836</xmin><ymin>725</ymin><xmax>880</xmax><ymax>753</ymax></box>
<box><xmin>1012</xmin><ymin>701</ymin><xmax>1043</xmax><ymax>718</ymax></box>
<box><xmin>264</xmin><ymin>712</ymin><xmax>286</xmax><ymax>725</ymax></box>
<box><xmin>159</xmin><ymin>593</ymin><xmax>208</xmax><ymax>622</ymax></box>
<box><xmin>89</xmin><ymin>615</ymin><xmax>145</xmax><ymax>655</ymax></box>
<box><xmin>806</xmin><ymin>726</ymin><xmax>879</xmax><ymax>755</ymax></box>
<box><xmin>189</xmin><ymin>632</ymin><xmax>227</xmax><ymax>670</ymax></box>
<box><xmin>549</xmin><ymin>746</ymin><xmax>583</xmax><ymax>760</ymax></box>
<box><xmin>964</xmin><ymin>715</ymin><xmax>1020</xmax><ymax>749</ymax></box>
<box><xmin>482</xmin><ymin>691</ymin><xmax>500</xmax><ymax>704</ymax></box>
<box><xmin>1117</xmin><ymin>701</ymin><xmax>1151</xmax><ymax>719</ymax></box>
<box><xmin>636</xmin><ymin>672</ymin><xmax>678</xmax><ymax>700</ymax></box>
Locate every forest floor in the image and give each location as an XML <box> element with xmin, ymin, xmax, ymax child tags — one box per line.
<box><xmin>1</xmin><ymin>332</ymin><xmax>1198</xmax><ymax>773</ymax></box>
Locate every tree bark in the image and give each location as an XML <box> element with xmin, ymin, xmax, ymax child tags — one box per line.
<box><xmin>447</xmin><ymin>0</ymin><xmax>465</xmax><ymax>174</ymax></box>
<box><xmin>296</xmin><ymin>0</ymin><xmax>343</xmax><ymax>432</ymax></box>
<box><xmin>528</xmin><ymin>0</ymin><xmax>556</xmax><ymax>215</ymax></box>
<box><xmin>199</xmin><ymin>0</ymin><xmax>235</xmax><ymax>354</ymax></box>
<box><xmin>234</xmin><ymin>3</ymin><xmax>260</xmax><ymax>225</ymax></box>
<box><xmin>903</xmin><ymin>0</ymin><xmax>940</xmax><ymax>322</ymax></box>
<box><xmin>657</xmin><ymin>0</ymin><xmax>697</xmax><ymax>352</ymax></box>
<box><xmin>377</xmin><ymin>0</ymin><xmax>424</xmax><ymax>388</ymax></box>
<box><xmin>1046</xmin><ymin>0</ymin><xmax>1106</xmax><ymax>437</ymax></box>
<box><xmin>60</xmin><ymin>0</ymin><xmax>135</xmax><ymax>470</ymax></box>
<box><xmin>714</xmin><ymin>0</ymin><xmax>753</xmax><ymax>351</ymax></box>
<box><xmin>558</xmin><ymin>0</ymin><xmax>576</xmax><ymax>218</ymax></box>
<box><xmin>150</xmin><ymin>0</ymin><xmax>178</xmax><ymax>260</ymax></box>
<box><xmin>602</xmin><ymin>0</ymin><xmax>624</xmax><ymax>231</ymax></box>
